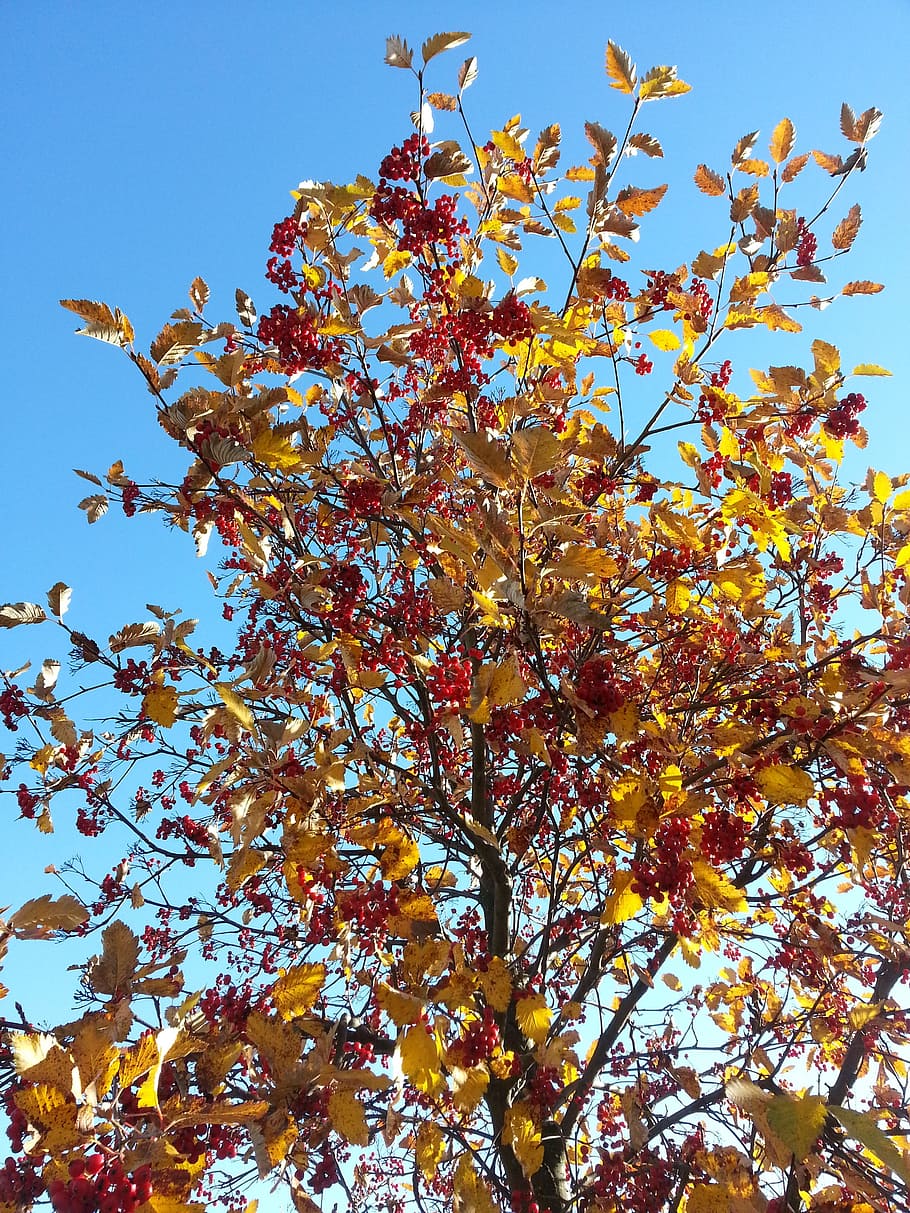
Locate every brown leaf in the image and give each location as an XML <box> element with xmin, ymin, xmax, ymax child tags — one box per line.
<box><xmin>584</xmin><ymin>122</ymin><xmax>617</xmax><ymax>166</ymax></box>
<box><xmin>841</xmin><ymin>279</ymin><xmax>884</xmax><ymax>295</ymax></box>
<box><xmin>627</xmin><ymin>132</ymin><xmax>662</xmax><ymax>158</ymax></box>
<box><xmin>78</xmin><ymin>493</ymin><xmax>109</xmax><ymax>523</ymax></box>
<box><xmin>605</xmin><ymin>41</ymin><xmax>636</xmax><ymax>93</ymax></box>
<box><xmin>0</xmin><ymin>602</ymin><xmax>47</xmax><ymax>628</ymax></box>
<box><xmin>616</xmin><ymin>183</ymin><xmax>667</xmax><ymax>216</ymax></box>
<box><xmin>812</xmin><ymin>148</ymin><xmax>844</xmax><ymax>174</ymax></box>
<box><xmin>384</xmin><ymin>35</ymin><xmax>413</xmax><ymax>69</ymax></box>
<box><xmin>731</xmin><ymin>131</ymin><xmax>759</xmax><ymax>167</ymax></box>
<box><xmin>693</xmin><ymin>164</ymin><xmax>726</xmax><ymax>196</ymax></box>
<box><xmin>457</xmin><ymin>56</ymin><xmax>478</xmax><ymax>91</ymax></box>
<box><xmin>90</xmin><ymin>921</ymin><xmax>140</xmax><ymax>996</ymax></box>
<box><xmin>781</xmin><ymin>152</ymin><xmax>810</xmax><ymax>182</ymax></box>
<box><xmin>421</xmin><ymin>31</ymin><xmax>471</xmax><ymax>65</ymax></box>
<box><xmin>9</xmin><ymin>894</ymin><xmax>87</xmax><ymax>936</ymax></box>
<box><xmin>832</xmin><ymin>203</ymin><xmax>862</xmax><ymax>250</ymax></box>
<box><xmin>769</xmin><ymin>117</ymin><xmax>796</xmax><ymax>163</ymax></box>
<box><xmin>189</xmin><ymin>277</ymin><xmax>209</xmax><ymax>311</ymax></box>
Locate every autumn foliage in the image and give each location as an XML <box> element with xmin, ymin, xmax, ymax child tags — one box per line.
<box><xmin>2</xmin><ymin>29</ymin><xmax>910</xmax><ymax>1213</ymax></box>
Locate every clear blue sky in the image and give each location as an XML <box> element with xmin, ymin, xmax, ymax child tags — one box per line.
<box><xmin>1</xmin><ymin>0</ymin><xmax>908</xmax><ymax>1011</ymax></box>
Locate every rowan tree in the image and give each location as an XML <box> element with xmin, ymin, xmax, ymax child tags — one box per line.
<box><xmin>1</xmin><ymin>29</ymin><xmax>909</xmax><ymax>1213</ymax></box>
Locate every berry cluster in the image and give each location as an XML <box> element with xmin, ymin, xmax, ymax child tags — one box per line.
<box><xmin>795</xmin><ymin>218</ymin><xmax>817</xmax><ymax>267</ymax></box>
<box><xmin>257</xmin><ymin>304</ymin><xmax>343</xmax><ymax>375</ymax></box>
<box><xmin>269</xmin><ymin>214</ymin><xmax>306</xmax><ymax>258</ymax></box>
<box><xmin>575</xmin><ymin>657</ymin><xmax>628</xmax><ymax>716</ymax></box>
<box><xmin>491</xmin><ymin>294</ymin><xmax>534</xmax><ymax>342</ymax></box>
<box><xmin>120</xmin><ymin>481</ymin><xmax>140</xmax><ymax>518</ymax></box>
<box><xmin>378</xmin><ymin>134</ymin><xmax>429</xmax><ymax>182</ymax></box>
<box><xmin>0</xmin><ymin>683</ymin><xmax>30</xmax><ymax>731</ymax></box>
<box><xmin>48</xmin><ymin>1156</ymin><xmax>152</xmax><ymax>1213</ymax></box>
<box><xmin>823</xmin><ymin>391</ymin><xmax>866</xmax><ymax>440</ymax></box>
<box><xmin>825</xmin><ymin>780</ymin><xmax>884</xmax><ymax>830</ymax></box>
<box><xmin>630</xmin><ymin>816</ymin><xmax>693</xmax><ymax>901</ymax></box>
<box><xmin>0</xmin><ymin>1155</ymin><xmax>42</xmax><ymax>1207</ymax></box>
<box><xmin>370</xmin><ymin>184</ymin><xmax>466</xmax><ymax>257</ymax></box>
<box><xmin>700</xmin><ymin>808</ymin><xmax>748</xmax><ymax>864</ymax></box>
<box><xmin>426</xmin><ymin>655</ymin><xmax>473</xmax><ymax>710</ymax></box>
<box><xmin>448</xmin><ymin>1010</ymin><xmax>500</xmax><ymax>1066</ymax></box>
<box><xmin>634</xmin><ymin>353</ymin><xmax>653</xmax><ymax>376</ymax></box>
<box><xmin>765</xmin><ymin>470</ymin><xmax>793</xmax><ymax>508</ymax></box>
<box><xmin>172</xmin><ymin>1124</ymin><xmax>240</xmax><ymax>1164</ymax></box>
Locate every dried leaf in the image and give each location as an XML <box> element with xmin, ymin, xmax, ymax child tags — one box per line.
<box><xmin>0</xmin><ymin>602</ymin><xmax>47</xmax><ymax>628</ymax></box>
<box><xmin>421</xmin><ymin>31</ymin><xmax>471</xmax><ymax>65</ymax></box>
<box><xmin>604</xmin><ymin>41</ymin><xmax>636</xmax><ymax>93</ymax></box>
<box><xmin>384</xmin><ymin>35</ymin><xmax>413</xmax><ymax>69</ymax></box>
<box><xmin>694</xmin><ymin>164</ymin><xmax>726</xmax><ymax>196</ymax></box>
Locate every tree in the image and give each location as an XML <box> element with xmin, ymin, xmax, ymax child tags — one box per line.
<box><xmin>0</xmin><ymin>27</ymin><xmax>908</xmax><ymax>1213</ymax></box>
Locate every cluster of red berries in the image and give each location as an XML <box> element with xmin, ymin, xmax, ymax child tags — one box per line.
<box><xmin>156</xmin><ymin>813</ymin><xmax>210</xmax><ymax>848</ymax></box>
<box><xmin>825</xmin><ymin>780</ymin><xmax>885</xmax><ymax>830</ymax></box>
<box><xmin>696</xmin><ymin>359</ymin><xmax>733</xmax><ymax>422</ymax></box>
<box><xmin>582</xmin><ymin>1150</ymin><xmax>674</xmax><ymax>1213</ymax></box>
<box><xmin>378</xmin><ymin>135</ymin><xmax>430</xmax><ymax>182</ymax></box>
<box><xmin>449</xmin><ymin>1010</ymin><xmax>500</xmax><ymax>1066</ymax></box>
<box><xmin>0</xmin><ymin>683</ymin><xmax>30</xmax><ymax>731</ymax></box>
<box><xmin>322</xmin><ymin>562</ymin><xmax>367</xmax><ymax>631</ymax></box>
<box><xmin>700</xmin><ymin>808</ymin><xmax>748</xmax><ymax>864</ymax></box>
<box><xmin>112</xmin><ymin>660</ymin><xmax>150</xmax><ymax>696</ymax></box>
<box><xmin>257</xmin><ymin>304</ymin><xmax>343</xmax><ymax>375</ymax></box>
<box><xmin>269</xmin><ymin>215</ymin><xmax>306</xmax><ymax>258</ymax></box>
<box><xmin>371</xmin><ymin>184</ymin><xmax>467</xmax><ymax>257</ymax></box>
<box><xmin>16</xmin><ymin>784</ymin><xmax>40</xmax><ymax>817</ymax></box>
<box><xmin>48</xmin><ymin>1156</ymin><xmax>152</xmax><ymax>1213</ymax></box>
<box><xmin>795</xmin><ymin>218</ymin><xmax>818</xmax><ymax>267</ymax></box>
<box><xmin>634</xmin><ymin>353</ymin><xmax>653</xmax><ymax>375</ymax></box>
<box><xmin>578</xmin><ymin>466</ymin><xmax>618</xmax><ymax>503</ymax></box>
<box><xmin>687</xmin><ymin>277</ymin><xmax>715</xmax><ymax>324</ymax></box>
<box><xmin>343</xmin><ymin>477</ymin><xmax>385</xmax><ymax>516</ymax></box>
<box><xmin>765</xmin><ymin>470</ymin><xmax>793</xmax><ymax>507</ymax></box>
<box><xmin>491</xmin><ymin>293</ymin><xmax>534</xmax><ymax>342</ymax></box>
<box><xmin>311</xmin><ymin>1143</ymin><xmax>341</xmax><ymax>1194</ymax></box>
<box><xmin>823</xmin><ymin>391</ymin><xmax>866</xmax><ymax>440</ymax></box>
<box><xmin>575</xmin><ymin>657</ymin><xmax>628</xmax><ymax>717</ymax></box>
<box><xmin>597</xmin><ymin>274</ymin><xmax>631</xmax><ymax>302</ymax></box>
<box><xmin>172</xmin><ymin>1124</ymin><xmax>239</xmax><ymax>1164</ymax></box>
<box><xmin>630</xmin><ymin>817</ymin><xmax>693</xmax><ymax>901</ymax></box>
<box><xmin>120</xmin><ymin>481</ymin><xmax>140</xmax><ymax>518</ymax></box>
<box><xmin>511</xmin><ymin>1189</ymin><xmax>546</xmax><ymax>1213</ymax></box>
<box><xmin>0</xmin><ymin>1156</ymin><xmax>42</xmax><ymax>1207</ymax></box>
<box><xmin>336</xmin><ymin>881</ymin><xmax>400</xmax><ymax>951</ymax></box>
<box><xmin>426</xmin><ymin>655</ymin><xmax>473</xmax><ymax>710</ymax></box>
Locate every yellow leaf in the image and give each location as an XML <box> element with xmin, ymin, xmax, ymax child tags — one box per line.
<box><xmin>601</xmin><ymin>870</ymin><xmax>644</xmax><ymax>924</ymax></box>
<box><xmin>379</xmin><ymin>830</ymin><xmax>421</xmax><ymax>881</ymax></box>
<box><xmin>502</xmin><ymin>1101</ymin><xmax>544</xmax><ymax>1177</ymax></box>
<box><xmin>666</xmin><ymin>580</ymin><xmax>690</xmax><ymax>616</ymax></box>
<box><xmin>251</xmin><ymin>430</ymin><xmax>302</xmax><ymax>469</ymax></box>
<box><xmin>215</xmin><ymin>683</ymin><xmax>255</xmax><ymax>731</ymax></box>
<box><xmin>491</xmin><ymin>129</ymin><xmax>526</xmax><ymax>162</ymax></box>
<box><xmin>328</xmin><ymin>1090</ymin><xmax>369</xmax><ymax>1146</ymax></box>
<box><xmin>649</xmin><ymin>328</ymin><xmax>680</xmax><ymax>351</ymax></box>
<box><xmin>226</xmin><ymin>846</ymin><xmax>267</xmax><ymax>892</ymax></box>
<box><xmin>755</xmin><ymin>764</ymin><xmax>815</xmax><ymax>806</ymax></box>
<box><xmin>136</xmin><ymin>1027</ymin><xmax>180</xmax><ymax>1111</ymax></box>
<box><xmin>478</xmin><ymin>956</ymin><xmax>512</xmax><ymax>1012</ymax></box>
<box><xmin>383</xmin><ymin>249</ymin><xmax>412</xmax><ymax>278</ymax></box>
<box><xmin>830</xmin><ymin>1105</ymin><xmax>910</xmax><ymax>1181</ymax></box>
<box><xmin>515</xmin><ymin>993</ymin><xmax>551</xmax><ymax>1044</ymax></box>
<box><xmin>496</xmin><ymin>248</ymin><xmax>518</xmax><ymax>275</ymax></box>
<box><xmin>848</xmin><ymin>1001</ymin><xmax>883</xmax><ymax>1030</ymax></box>
<box><xmin>416</xmin><ymin>1121</ymin><xmax>445</xmax><ymax>1178</ymax></box>
<box><xmin>488</xmin><ymin>654</ymin><xmax>527</xmax><ymax>707</ymax></box>
<box><xmin>398</xmin><ymin>1024</ymin><xmax>444</xmax><ymax>1095</ymax></box>
<box><xmin>873</xmin><ymin>470</ymin><xmax>892</xmax><ymax>504</ymax></box>
<box><xmin>9</xmin><ymin>894</ymin><xmax>87</xmax><ymax>937</ymax></box>
<box><xmin>852</xmin><ymin>363</ymin><xmax>891</xmax><ymax>376</ymax></box>
<box><xmin>376</xmin><ymin>983</ymin><xmax>424</xmax><ymax>1028</ymax></box>
<box><xmin>510</xmin><ymin>425</ymin><xmax>562</xmax><ymax>481</ymax></box>
<box><xmin>450</xmin><ymin>1063</ymin><xmax>490</xmax><ymax>1112</ymax></box>
<box><xmin>453</xmin><ymin>1154</ymin><xmax>498</xmax><ymax>1213</ymax></box>
<box><xmin>691</xmin><ymin>861</ymin><xmax>747</xmax><ymax>914</ymax></box>
<box><xmin>895</xmin><ymin>542</ymin><xmax>910</xmax><ymax>570</ymax></box>
<box><xmin>245</xmin><ymin>1011</ymin><xmax>302</xmax><ymax>1077</ymax></box>
<box><xmin>766</xmin><ymin>1093</ymin><xmax>828</xmax><ymax>1161</ymax></box>
<box><xmin>273</xmin><ymin>963</ymin><xmax>325</xmax><ymax>1021</ymax></box>
<box><xmin>143</xmin><ymin>684</ymin><xmax>179</xmax><ymax>728</ymax></box>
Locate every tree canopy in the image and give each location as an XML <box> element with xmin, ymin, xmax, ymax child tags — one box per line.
<box><xmin>1</xmin><ymin>30</ymin><xmax>909</xmax><ymax>1213</ymax></box>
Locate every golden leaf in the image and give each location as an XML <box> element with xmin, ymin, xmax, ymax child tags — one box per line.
<box><xmin>143</xmin><ymin>684</ymin><xmax>179</xmax><ymax>728</ymax></box>
<box><xmin>251</xmin><ymin>430</ymin><xmax>302</xmax><ymax>470</ymax></box>
<box><xmin>377</xmin><ymin>983</ymin><xmax>424</xmax><ymax>1028</ymax></box>
<box><xmin>450</xmin><ymin>428</ymin><xmax>513</xmax><ymax>487</ymax></box>
<box><xmin>450</xmin><ymin>1063</ymin><xmax>490</xmax><ymax>1112</ymax></box>
<box><xmin>245</xmin><ymin>1011</ymin><xmax>301</xmax><ymax>1076</ymax></box>
<box><xmin>766</xmin><ymin>1093</ymin><xmax>828</xmax><ymax>1161</ymax></box>
<box><xmin>638</xmin><ymin>64</ymin><xmax>691</xmax><ymax>101</ymax></box>
<box><xmin>398</xmin><ymin>1024</ymin><xmax>444</xmax><ymax>1095</ymax></box>
<box><xmin>769</xmin><ymin>117</ymin><xmax>796</xmax><ymax>163</ymax></box>
<box><xmin>136</xmin><ymin>1027</ymin><xmax>180</xmax><ymax>1111</ymax></box>
<box><xmin>510</xmin><ymin>425</ymin><xmax>562</xmax><ymax>480</ymax></box>
<box><xmin>605</xmin><ymin>41</ymin><xmax>636</xmax><ymax>93</ymax></box>
<box><xmin>691</xmin><ymin>861</ymin><xmax>747</xmax><ymax>914</ymax></box>
<box><xmin>842</xmin><ymin>280</ymin><xmax>884</xmax><ymax>295</ymax></box>
<box><xmin>755</xmin><ymin>764</ymin><xmax>814</xmax><ymax>806</ymax></box>
<box><xmin>479</xmin><ymin>956</ymin><xmax>512</xmax><ymax>1012</ymax></box>
<box><xmin>649</xmin><ymin>328</ymin><xmax>680</xmax><ymax>351</ymax></box>
<box><xmin>215</xmin><ymin>683</ymin><xmax>255</xmax><ymax>731</ymax></box>
<box><xmin>491</xmin><ymin>129</ymin><xmax>526</xmax><ymax>163</ymax></box>
<box><xmin>416</xmin><ymin>1121</ymin><xmax>446</xmax><ymax>1178</ymax></box>
<box><xmin>273</xmin><ymin>963</ymin><xmax>325</xmax><ymax>1021</ymax></box>
<box><xmin>328</xmin><ymin>1090</ymin><xmax>369</xmax><ymax>1145</ymax></box>
<box><xmin>853</xmin><ymin>362</ymin><xmax>891</xmax><ymax>376</ymax></box>
<box><xmin>502</xmin><ymin>1101</ymin><xmax>544</xmax><ymax>1176</ymax></box>
<box><xmin>225</xmin><ymin>846</ymin><xmax>267</xmax><ymax>892</ymax></box>
<box><xmin>515</xmin><ymin>993</ymin><xmax>551</xmax><ymax>1044</ymax></box>
<box><xmin>453</xmin><ymin>1153</ymin><xmax>498</xmax><ymax>1213</ymax></box>
<box><xmin>665</xmin><ymin>580</ymin><xmax>691</xmax><ymax>616</ymax></box>
<box><xmin>601</xmin><ymin>871</ymin><xmax>644</xmax><ymax>924</ymax></box>
<box><xmin>829</xmin><ymin>1105</ymin><xmax>910</xmax><ymax>1181</ymax></box>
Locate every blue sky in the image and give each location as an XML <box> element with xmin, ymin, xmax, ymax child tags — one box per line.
<box><xmin>1</xmin><ymin>0</ymin><xmax>908</xmax><ymax>1013</ymax></box>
